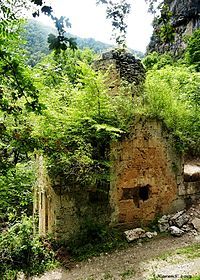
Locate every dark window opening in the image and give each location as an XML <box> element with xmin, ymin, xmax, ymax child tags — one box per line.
<box><xmin>121</xmin><ymin>184</ymin><xmax>151</xmax><ymax>208</ymax></box>
<box><xmin>139</xmin><ymin>185</ymin><xmax>149</xmax><ymax>201</ymax></box>
<box><xmin>122</xmin><ymin>188</ymin><xmax>137</xmax><ymax>200</ymax></box>
<box><xmin>88</xmin><ymin>180</ymin><xmax>110</xmax><ymax>204</ymax></box>
<box><xmin>184</xmin><ymin>172</ymin><xmax>200</xmax><ymax>182</ymax></box>
<box><xmin>45</xmin><ymin>195</ymin><xmax>48</xmax><ymax>232</ymax></box>
<box><xmin>89</xmin><ymin>191</ymin><xmax>100</xmax><ymax>203</ymax></box>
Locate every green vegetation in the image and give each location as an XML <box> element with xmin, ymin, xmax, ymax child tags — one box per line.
<box><xmin>188</xmin><ymin>276</ymin><xmax>200</xmax><ymax>280</ymax></box>
<box><xmin>0</xmin><ymin>0</ymin><xmax>200</xmax><ymax>278</ymax></box>
<box><xmin>0</xmin><ymin>216</ymin><xmax>57</xmax><ymax>279</ymax></box>
<box><xmin>148</xmin><ymin>274</ymin><xmax>162</xmax><ymax>280</ymax></box>
<box><xmin>120</xmin><ymin>268</ymin><xmax>135</xmax><ymax>279</ymax></box>
<box><xmin>142</xmin><ymin>51</ymin><xmax>174</xmax><ymax>70</ymax></box>
<box><xmin>23</xmin><ymin>20</ymin><xmax>53</xmax><ymax>66</ymax></box>
<box><xmin>32</xmin><ymin>48</ymin><xmax>130</xmax><ymax>189</ymax></box>
<box><xmin>177</xmin><ymin>243</ymin><xmax>200</xmax><ymax>259</ymax></box>
<box><xmin>60</xmin><ymin>223</ymin><xmax>127</xmax><ymax>261</ymax></box>
<box><xmin>0</xmin><ymin>18</ymin><xmax>42</xmax><ymax>226</ymax></box>
<box><xmin>143</xmin><ymin>28</ymin><xmax>200</xmax><ymax>72</ymax></box>
<box><xmin>0</xmin><ymin>162</ymin><xmax>35</xmax><ymax>225</ymax></box>
<box><xmin>151</xmin><ymin>3</ymin><xmax>175</xmax><ymax>46</ymax></box>
<box><xmin>185</xmin><ymin>28</ymin><xmax>200</xmax><ymax>71</ymax></box>
<box><xmin>143</xmin><ymin>65</ymin><xmax>200</xmax><ymax>154</ymax></box>
<box><xmin>143</xmin><ymin>28</ymin><xmax>200</xmax><ymax>155</ymax></box>
<box><xmin>23</xmin><ymin>20</ymin><xmax>143</xmax><ymax>66</ymax></box>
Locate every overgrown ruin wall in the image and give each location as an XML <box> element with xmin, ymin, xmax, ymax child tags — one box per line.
<box><xmin>110</xmin><ymin>119</ymin><xmax>184</xmax><ymax>228</ymax></box>
<box><xmin>34</xmin><ymin>156</ymin><xmax>111</xmax><ymax>240</ymax></box>
<box><xmin>34</xmin><ymin>49</ymin><xmax>200</xmax><ymax>240</ymax></box>
<box><xmin>34</xmin><ymin>156</ymin><xmax>56</xmax><ymax>236</ymax></box>
<box><xmin>34</xmin><ymin>119</ymin><xmax>200</xmax><ymax>240</ymax></box>
<box><xmin>93</xmin><ymin>49</ymin><xmax>145</xmax><ymax>95</ymax></box>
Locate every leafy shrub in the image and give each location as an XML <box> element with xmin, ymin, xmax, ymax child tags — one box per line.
<box><xmin>0</xmin><ymin>216</ymin><xmax>56</xmax><ymax>279</ymax></box>
<box><xmin>144</xmin><ymin>66</ymin><xmax>200</xmax><ymax>154</ymax></box>
<box><xmin>185</xmin><ymin>29</ymin><xmax>200</xmax><ymax>71</ymax></box>
<box><xmin>32</xmin><ymin>51</ymin><xmax>136</xmax><ymax>191</ymax></box>
<box><xmin>189</xmin><ymin>276</ymin><xmax>200</xmax><ymax>280</ymax></box>
<box><xmin>142</xmin><ymin>51</ymin><xmax>174</xmax><ymax>70</ymax></box>
<box><xmin>0</xmin><ymin>162</ymin><xmax>35</xmax><ymax>225</ymax></box>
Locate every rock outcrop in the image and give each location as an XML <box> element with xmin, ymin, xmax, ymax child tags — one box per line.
<box><xmin>148</xmin><ymin>0</ymin><xmax>200</xmax><ymax>54</ymax></box>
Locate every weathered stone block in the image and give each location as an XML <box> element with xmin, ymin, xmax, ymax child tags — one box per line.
<box><xmin>124</xmin><ymin>228</ymin><xmax>146</xmax><ymax>242</ymax></box>
<box><xmin>169</xmin><ymin>226</ymin><xmax>184</xmax><ymax>237</ymax></box>
<box><xmin>171</xmin><ymin>210</ymin><xmax>189</xmax><ymax>228</ymax></box>
<box><xmin>145</xmin><ymin>231</ymin><xmax>158</xmax><ymax>239</ymax></box>
<box><xmin>110</xmin><ymin>119</ymin><xmax>183</xmax><ymax>228</ymax></box>
<box><xmin>158</xmin><ymin>215</ymin><xmax>170</xmax><ymax>232</ymax></box>
<box><xmin>191</xmin><ymin>218</ymin><xmax>200</xmax><ymax>232</ymax></box>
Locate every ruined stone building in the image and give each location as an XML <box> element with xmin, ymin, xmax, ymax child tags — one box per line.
<box><xmin>34</xmin><ymin>49</ymin><xmax>200</xmax><ymax>240</ymax></box>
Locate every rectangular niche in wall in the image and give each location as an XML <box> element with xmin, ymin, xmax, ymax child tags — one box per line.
<box><xmin>121</xmin><ymin>184</ymin><xmax>151</xmax><ymax>208</ymax></box>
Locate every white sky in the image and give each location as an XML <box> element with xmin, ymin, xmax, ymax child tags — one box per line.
<box><xmin>38</xmin><ymin>0</ymin><xmax>154</xmax><ymax>52</ymax></box>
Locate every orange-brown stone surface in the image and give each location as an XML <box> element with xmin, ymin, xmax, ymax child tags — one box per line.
<box><xmin>110</xmin><ymin>119</ymin><xmax>183</xmax><ymax>228</ymax></box>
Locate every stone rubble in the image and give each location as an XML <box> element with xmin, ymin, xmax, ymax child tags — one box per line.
<box><xmin>158</xmin><ymin>215</ymin><xmax>171</xmax><ymax>232</ymax></box>
<box><xmin>191</xmin><ymin>217</ymin><xmax>200</xmax><ymax>232</ymax></box>
<box><xmin>169</xmin><ymin>226</ymin><xmax>184</xmax><ymax>237</ymax></box>
<box><xmin>124</xmin><ymin>228</ymin><xmax>157</xmax><ymax>242</ymax></box>
<box><xmin>158</xmin><ymin>201</ymin><xmax>200</xmax><ymax>237</ymax></box>
<box><xmin>125</xmin><ymin>202</ymin><xmax>200</xmax><ymax>241</ymax></box>
<box><xmin>145</xmin><ymin>231</ymin><xmax>158</xmax><ymax>239</ymax></box>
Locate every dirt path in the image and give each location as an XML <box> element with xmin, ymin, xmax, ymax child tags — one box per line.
<box><xmin>33</xmin><ymin>234</ymin><xmax>200</xmax><ymax>280</ymax></box>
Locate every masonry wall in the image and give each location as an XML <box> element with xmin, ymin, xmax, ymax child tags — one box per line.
<box><xmin>34</xmin><ymin>156</ymin><xmax>111</xmax><ymax>240</ymax></box>
<box><xmin>34</xmin><ymin>156</ymin><xmax>56</xmax><ymax>236</ymax></box>
<box><xmin>110</xmin><ymin>119</ymin><xmax>184</xmax><ymax>228</ymax></box>
<box><xmin>34</xmin><ymin>50</ymin><xmax>198</xmax><ymax>239</ymax></box>
<box><xmin>181</xmin><ymin>162</ymin><xmax>200</xmax><ymax>204</ymax></box>
<box><xmin>93</xmin><ymin>49</ymin><xmax>146</xmax><ymax>96</ymax></box>
<box><xmin>35</xmin><ymin>119</ymin><xmax>200</xmax><ymax>239</ymax></box>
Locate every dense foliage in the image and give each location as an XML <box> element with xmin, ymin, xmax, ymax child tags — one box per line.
<box><xmin>0</xmin><ymin>0</ymin><xmax>200</xmax><ymax>278</ymax></box>
<box><xmin>185</xmin><ymin>28</ymin><xmax>200</xmax><ymax>71</ymax></box>
<box><xmin>144</xmin><ymin>29</ymin><xmax>200</xmax><ymax>72</ymax></box>
<box><xmin>31</xmin><ymin>49</ymin><xmax>136</xmax><ymax>190</ymax></box>
<box><xmin>0</xmin><ymin>216</ymin><xmax>56</xmax><ymax>279</ymax></box>
<box><xmin>0</xmin><ymin>18</ymin><xmax>42</xmax><ymax>232</ymax></box>
<box><xmin>0</xmin><ymin>162</ymin><xmax>35</xmax><ymax>225</ymax></box>
<box><xmin>143</xmin><ymin>31</ymin><xmax>200</xmax><ymax>154</ymax></box>
<box><xmin>23</xmin><ymin>20</ymin><xmax>52</xmax><ymax>66</ymax></box>
<box><xmin>143</xmin><ymin>66</ymin><xmax>200</xmax><ymax>154</ymax></box>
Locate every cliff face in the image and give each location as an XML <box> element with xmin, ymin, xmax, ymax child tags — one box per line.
<box><xmin>169</xmin><ymin>0</ymin><xmax>200</xmax><ymax>28</ymax></box>
<box><xmin>148</xmin><ymin>0</ymin><xmax>200</xmax><ymax>54</ymax></box>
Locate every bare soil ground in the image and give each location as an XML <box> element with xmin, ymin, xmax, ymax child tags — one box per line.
<box><xmin>33</xmin><ymin>234</ymin><xmax>200</xmax><ymax>280</ymax></box>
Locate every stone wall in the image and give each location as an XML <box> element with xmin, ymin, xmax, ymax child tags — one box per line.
<box><xmin>93</xmin><ymin>49</ymin><xmax>145</xmax><ymax>95</ymax></box>
<box><xmin>181</xmin><ymin>162</ymin><xmax>200</xmax><ymax>205</ymax></box>
<box><xmin>110</xmin><ymin>119</ymin><xmax>184</xmax><ymax>228</ymax></box>
<box><xmin>35</xmin><ymin>120</ymin><xmax>200</xmax><ymax>239</ymax></box>
<box><xmin>34</xmin><ymin>156</ymin><xmax>111</xmax><ymax>240</ymax></box>
<box><xmin>34</xmin><ymin>49</ymin><xmax>200</xmax><ymax>240</ymax></box>
<box><xmin>34</xmin><ymin>156</ymin><xmax>56</xmax><ymax>236</ymax></box>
